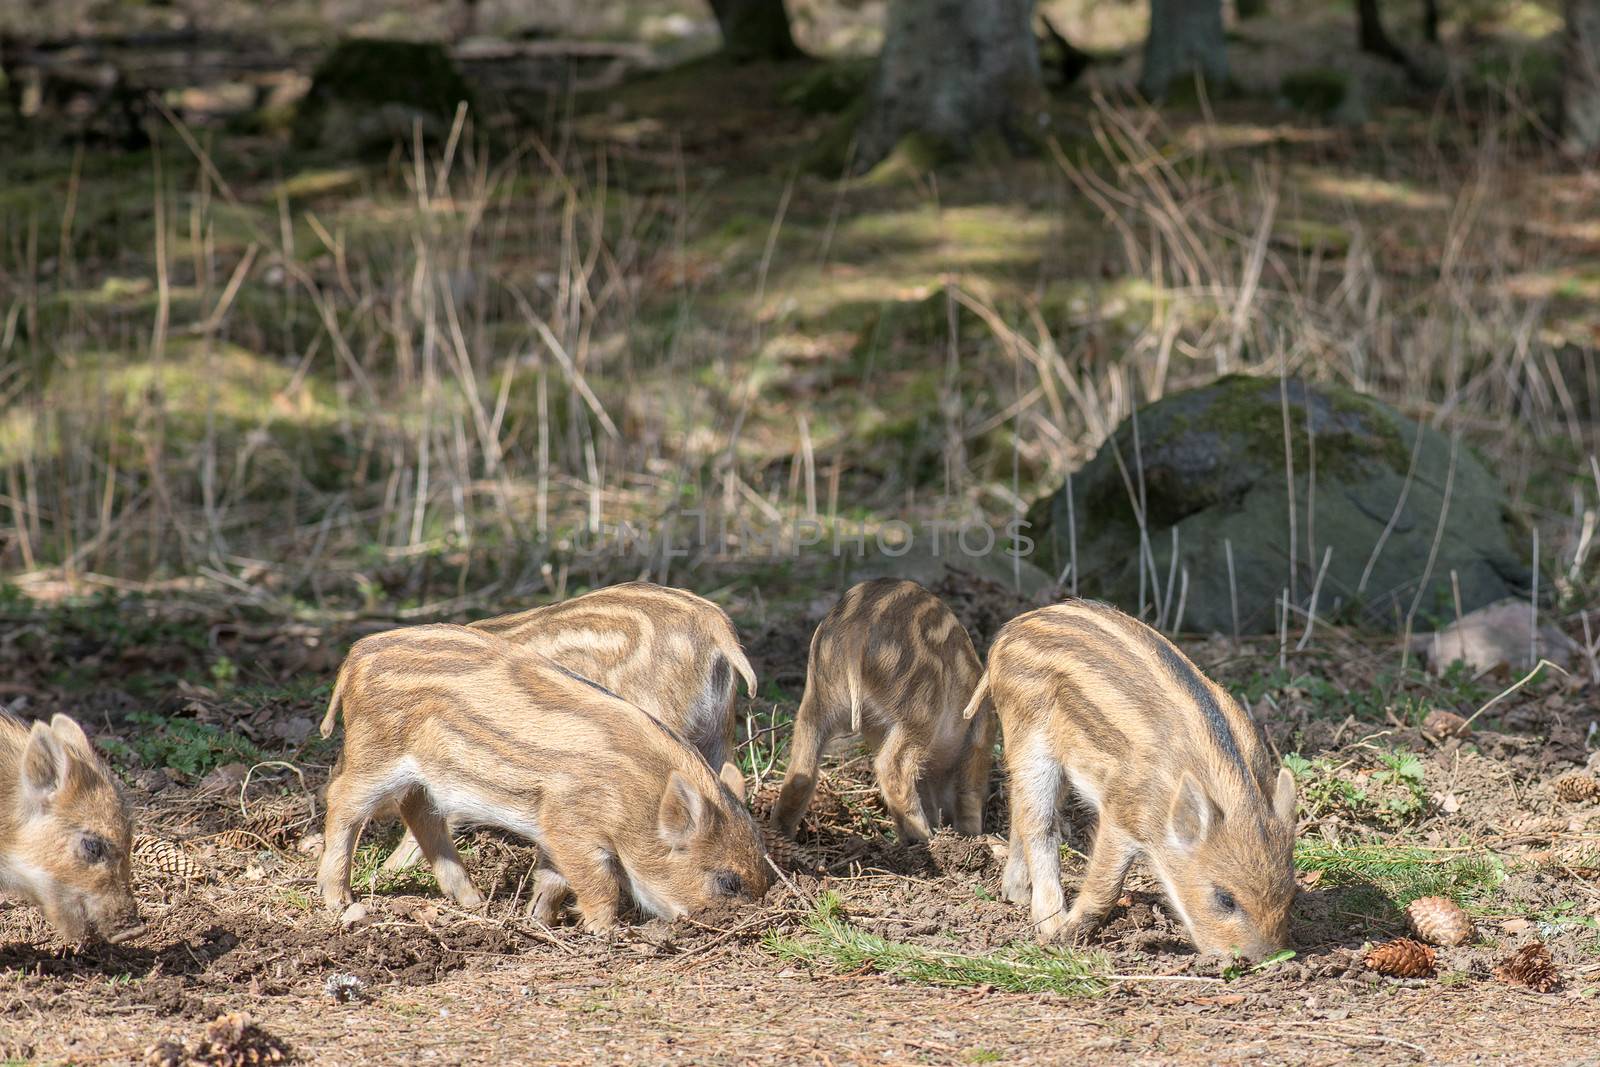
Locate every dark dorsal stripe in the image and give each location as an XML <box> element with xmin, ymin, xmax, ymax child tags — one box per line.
<box><xmin>549</xmin><ymin>660</ymin><xmax>623</xmax><ymax>700</ymax></box>
<box><xmin>1042</xmin><ymin>603</ymin><xmax>1250</xmax><ymax>779</ymax></box>
<box><xmin>1143</xmin><ymin>628</ymin><xmax>1248</xmax><ymax>777</ymax></box>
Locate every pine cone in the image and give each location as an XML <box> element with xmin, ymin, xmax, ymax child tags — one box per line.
<box><xmin>758</xmin><ymin>825</ymin><xmax>812</xmax><ymax>874</ymax></box>
<box><xmin>1422</xmin><ymin>709</ymin><xmax>1471</xmax><ymax>739</ymax></box>
<box><xmin>1494</xmin><ymin>942</ymin><xmax>1561</xmax><ymax>992</ymax></box>
<box><xmin>749</xmin><ymin>782</ymin><xmax>781</xmax><ymax>822</ymax></box>
<box><xmin>212</xmin><ymin>829</ymin><xmax>259</xmax><ymax>852</ymax></box>
<box><xmin>134</xmin><ymin>836</ymin><xmax>204</xmax><ymax>881</ymax></box>
<box><xmin>1553</xmin><ymin>774</ymin><xmax>1600</xmax><ymax>803</ymax></box>
<box><xmin>1364</xmin><ymin>937</ymin><xmax>1436</xmax><ymax>978</ymax></box>
<box><xmin>749</xmin><ymin>778</ymin><xmax>850</xmax><ymax>831</ymax></box>
<box><xmin>1404</xmin><ymin>896</ymin><xmax>1474</xmax><ymax>946</ymax></box>
<box><xmin>1549</xmin><ymin>844</ymin><xmax>1600</xmax><ymax>879</ymax></box>
<box><xmin>144</xmin><ymin>1013</ymin><xmax>288</xmax><ymax>1067</ymax></box>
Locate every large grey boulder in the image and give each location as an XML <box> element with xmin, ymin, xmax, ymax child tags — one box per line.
<box><xmin>1026</xmin><ymin>375</ymin><xmax>1528</xmax><ymax>634</ymax></box>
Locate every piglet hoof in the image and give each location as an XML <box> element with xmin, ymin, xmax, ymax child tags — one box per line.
<box><xmin>451</xmin><ymin>887</ymin><xmax>485</xmax><ymax>909</ymax></box>
<box><xmin>1001</xmin><ymin>873</ymin><xmax>1031</xmax><ymax>907</ymax></box>
<box><xmin>1059</xmin><ymin>916</ymin><xmax>1104</xmax><ymax>947</ymax></box>
<box><xmin>581</xmin><ymin>915</ymin><xmax>619</xmax><ymax>938</ymax></box>
<box><xmin>339</xmin><ymin>902</ymin><xmax>373</xmax><ymax>929</ymax></box>
<box><xmin>1033</xmin><ymin>910</ymin><xmax>1070</xmax><ymax>943</ymax></box>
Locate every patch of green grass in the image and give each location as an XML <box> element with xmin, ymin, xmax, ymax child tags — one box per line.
<box><xmin>1230</xmin><ymin>662</ymin><xmax>1493</xmax><ymax>731</ymax></box>
<box><xmin>1284</xmin><ymin>749</ymin><xmax>1428</xmax><ymax>828</ymax></box>
<box><xmin>1296</xmin><ymin>840</ymin><xmax>1505</xmax><ymax>917</ymax></box>
<box><xmin>764</xmin><ymin>893</ymin><xmax>1111</xmax><ymax>996</ymax></box>
<box><xmin>1532</xmin><ymin>900</ymin><xmax>1600</xmax><ymax>948</ymax></box>
<box><xmin>99</xmin><ymin>711</ymin><xmax>264</xmax><ymax>777</ymax></box>
<box><xmin>278</xmin><ymin>887</ymin><xmax>317</xmax><ymax>913</ymax></box>
<box><xmin>350</xmin><ymin>838</ymin><xmax>444</xmax><ymax>897</ymax></box>
<box><xmin>1220</xmin><ymin>948</ymin><xmax>1296</xmax><ymax>981</ymax></box>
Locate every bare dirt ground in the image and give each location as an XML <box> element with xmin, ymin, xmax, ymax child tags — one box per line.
<box><xmin>2</xmin><ymin>573</ymin><xmax>1598</xmax><ymax>1066</ymax></box>
<box><xmin>3</xmin><ymin>0</ymin><xmax>1600</xmax><ymax>1060</ymax></box>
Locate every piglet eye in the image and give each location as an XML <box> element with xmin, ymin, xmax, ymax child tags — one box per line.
<box><xmin>713</xmin><ymin>871</ymin><xmax>743</xmax><ymax>897</ymax></box>
<box><xmin>79</xmin><ymin>835</ymin><xmax>108</xmax><ymax>864</ymax></box>
<box><xmin>1213</xmin><ymin>888</ymin><xmax>1238</xmax><ymax>913</ymax></box>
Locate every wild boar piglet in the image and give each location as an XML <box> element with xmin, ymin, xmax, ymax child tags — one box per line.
<box><xmin>0</xmin><ymin>713</ymin><xmax>143</xmax><ymax>944</ymax></box>
<box><xmin>317</xmin><ymin>625</ymin><xmax>770</xmax><ymax>932</ymax></box>
<box><xmin>772</xmin><ymin>578</ymin><xmax>996</xmax><ymax>843</ymax></box>
<box><xmin>381</xmin><ymin>583</ymin><xmax>756</xmax><ymax>886</ymax></box>
<box><xmin>969</xmin><ymin>600</ymin><xmax>1297</xmax><ymax>960</ymax></box>
<box><xmin>471</xmin><ymin>582</ymin><xmax>756</xmax><ymax>797</ymax></box>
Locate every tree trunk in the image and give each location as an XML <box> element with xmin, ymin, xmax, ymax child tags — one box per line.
<box><xmin>1567</xmin><ymin>0</ymin><xmax>1600</xmax><ymax>153</ymax></box>
<box><xmin>855</xmin><ymin>0</ymin><xmax>1041</xmax><ymax>170</ymax></box>
<box><xmin>1038</xmin><ymin>12</ymin><xmax>1093</xmax><ymax>87</ymax></box>
<box><xmin>1139</xmin><ymin>0</ymin><xmax>1228</xmax><ymax>100</ymax></box>
<box><xmin>708</xmin><ymin>0</ymin><xmax>802</xmax><ymax>62</ymax></box>
<box><xmin>1356</xmin><ymin>0</ymin><xmax>1411</xmax><ymax>67</ymax></box>
<box><xmin>1422</xmin><ymin>0</ymin><xmax>1440</xmax><ymax>43</ymax></box>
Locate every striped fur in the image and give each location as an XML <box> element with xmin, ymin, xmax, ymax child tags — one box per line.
<box><xmin>773</xmin><ymin>579</ymin><xmax>996</xmax><ymax>843</ymax></box>
<box><xmin>976</xmin><ymin>600</ymin><xmax>1297</xmax><ymax>958</ymax></box>
<box><xmin>0</xmin><ymin>714</ymin><xmax>142</xmax><ymax>944</ymax></box>
<box><xmin>378</xmin><ymin>582</ymin><xmax>757</xmax><ymax>875</ymax></box>
<box><xmin>472</xmin><ymin>581</ymin><xmax>756</xmax><ymax>795</ymax></box>
<box><xmin>317</xmin><ymin>625</ymin><xmax>769</xmax><ymax>931</ymax></box>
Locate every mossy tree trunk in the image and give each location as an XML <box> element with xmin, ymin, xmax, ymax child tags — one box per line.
<box><xmin>1567</xmin><ymin>0</ymin><xmax>1600</xmax><ymax>153</ymax></box>
<box><xmin>855</xmin><ymin>0</ymin><xmax>1042</xmax><ymax>170</ymax></box>
<box><xmin>708</xmin><ymin>0</ymin><xmax>803</xmax><ymax>62</ymax></box>
<box><xmin>1139</xmin><ymin>0</ymin><xmax>1228</xmax><ymax>99</ymax></box>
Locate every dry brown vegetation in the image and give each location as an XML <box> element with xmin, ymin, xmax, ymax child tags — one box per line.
<box><xmin>2</xmin><ymin>0</ymin><xmax>1599</xmax><ymax>1062</ymax></box>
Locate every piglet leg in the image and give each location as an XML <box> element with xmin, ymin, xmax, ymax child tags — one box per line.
<box><xmin>1062</xmin><ymin>820</ymin><xmax>1136</xmax><ymax>940</ymax></box>
<box><xmin>875</xmin><ymin>728</ymin><xmax>933</xmax><ymax>843</ymax></box>
<box><xmin>318</xmin><ymin>773</ymin><xmax>369</xmax><ymax>911</ymax></box>
<box><xmin>537</xmin><ymin>828</ymin><xmax>622</xmax><ymax>934</ymax></box>
<box><xmin>398</xmin><ymin>789</ymin><xmax>483</xmax><ymax>907</ymax></box>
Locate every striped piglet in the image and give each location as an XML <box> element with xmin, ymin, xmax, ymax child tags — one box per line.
<box><xmin>318</xmin><ymin>625</ymin><xmax>770</xmax><ymax>931</ymax></box>
<box><xmin>773</xmin><ymin>579</ymin><xmax>996</xmax><ymax>843</ymax></box>
<box><xmin>966</xmin><ymin>600</ymin><xmax>1296</xmax><ymax>959</ymax></box>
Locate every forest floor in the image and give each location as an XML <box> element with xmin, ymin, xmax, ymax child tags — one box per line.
<box><xmin>1</xmin><ymin>572</ymin><xmax>1597</xmax><ymax>1065</ymax></box>
<box><xmin>4</xmin><ymin>1</ymin><xmax>1600</xmax><ymax>1063</ymax></box>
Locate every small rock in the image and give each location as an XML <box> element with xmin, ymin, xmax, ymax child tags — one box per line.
<box><xmin>133</xmin><ymin>767</ymin><xmax>172</xmax><ymax>794</ymax></box>
<box><xmin>1423</xmin><ymin>709</ymin><xmax>1472</xmax><ymax>740</ymax></box>
<box><xmin>1412</xmin><ymin>599</ymin><xmax>1576</xmax><ymax>675</ymax></box>
<box><xmin>1501</xmin><ymin>918</ymin><xmax>1533</xmax><ymax>936</ymax></box>
<box><xmin>271</xmin><ymin>716</ymin><xmax>316</xmax><ymax>744</ymax></box>
<box><xmin>242</xmin><ymin>854</ymin><xmax>282</xmax><ymax>881</ymax></box>
<box><xmin>197</xmin><ymin>762</ymin><xmax>249</xmax><ymax>796</ymax></box>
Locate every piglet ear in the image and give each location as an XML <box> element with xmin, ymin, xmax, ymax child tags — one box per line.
<box><xmin>658</xmin><ymin>771</ymin><xmax>708</xmax><ymax>848</ymax></box>
<box><xmin>21</xmin><ymin>721</ymin><xmax>68</xmax><ymax>814</ymax></box>
<box><xmin>1167</xmin><ymin>774</ymin><xmax>1219</xmax><ymax>849</ymax></box>
<box><xmin>49</xmin><ymin>714</ymin><xmax>93</xmax><ymax>755</ymax></box>
<box><xmin>1272</xmin><ymin>767</ymin><xmax>1298</xmax><ymax>826</ymax></box>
